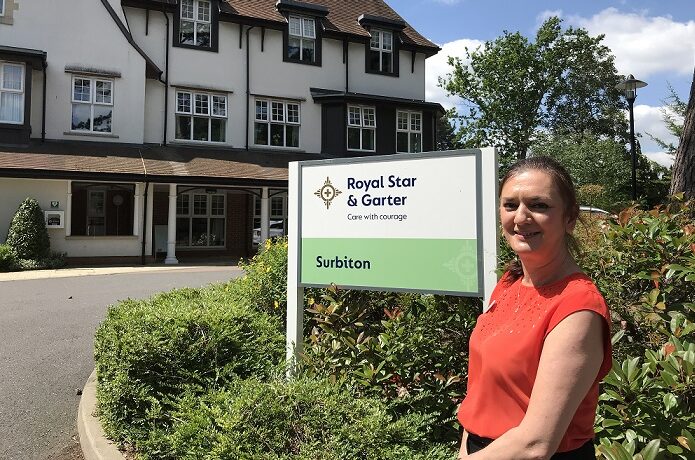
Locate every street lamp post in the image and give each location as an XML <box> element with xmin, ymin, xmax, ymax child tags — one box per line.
<box><xmin>615</xmin><ymin>74</ymin><xmax>647</xmax><ymax>201</ymax></box>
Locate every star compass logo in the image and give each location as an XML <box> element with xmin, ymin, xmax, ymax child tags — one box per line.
<box><xmin>314</xmin><ymin>177</ymin><xmax>342</xmax><ymax>210</ymax></box>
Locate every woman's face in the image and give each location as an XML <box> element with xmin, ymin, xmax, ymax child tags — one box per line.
<box><xmin>499</xmin><ymin>169</ymin><xmax>575</xmax><ymax>264</ymax></box>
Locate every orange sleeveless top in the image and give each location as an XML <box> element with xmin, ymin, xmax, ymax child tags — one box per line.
<box><xmin>457</xmin><ymin>272</ymin><xmax>611</xmax><ymax>452</ymax></box>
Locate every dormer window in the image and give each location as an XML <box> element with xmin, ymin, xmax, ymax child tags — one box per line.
<box><xmin>175</xmin><ymin>0</ymin><xmax>218</xmax><ymax>51</ymax></box>
<box><xmin>369</xmin><ymin>29</ymin><xmax>393</xmax><ymax>74</ymax></box>
<box><xmin>289</xmin><ymin>16</ymin><xmax>315</xmax><ymax>62</ymax></box>
<box><xmin>0</xmin><ymin>62</ymin><xmax>24</xmax><ymax>124</ymax></box>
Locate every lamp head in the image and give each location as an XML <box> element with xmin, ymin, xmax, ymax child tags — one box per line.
<box><xmin>615</xmin><ymin>74</ymin><xmax>647</xmax><ymax>102</ymax></box>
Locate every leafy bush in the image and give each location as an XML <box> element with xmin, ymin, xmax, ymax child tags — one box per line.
<box><xmin>14</xmin><ymin>252</ymin><xmax>67</xmax><ymax>271</ymax></box>
<box><xmin>5</xmin><ymin>197</ymin><xmax>50</xmax><ymax>260</ymax></box>
<box><xmin>227</xmin><ymin>237</ymin><xmax>288</xmax><ymax>316</ymax></box>
<box><xmin>94</xmin><ymin>284</ymin><xmax>285</xmax><ymax>444</ymax></box>
<box><xmin>302</xmin><ymin>285</ymin><xmax>479</xmax><ymax>443</ymax></box>
<box><xmin>0</xmin><ymin>244</ymin><xmax>17</xmax><ymax>272</ymax></box>
<box><xmin>135</xmin><ymin>376</ymin><xmax>455</xmax><ymax>460</ymax></box>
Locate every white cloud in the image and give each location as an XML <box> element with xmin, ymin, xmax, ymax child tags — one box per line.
<box><xmin>536</xmin><ymin>9</ymin><xmax>563</xmax><ymax>28</ymax></box>
<box><xmin>425</xmin><ymin>38</ymin><xmax>484</xmax><ymax>110</ymax></box>
<box><xmin>567</xmin><ymin>8</ymin><xmax>695</xmax><ymax>78</ymax></box>
<box><xmin>634</xmin><ymin>104</ymin><xmax>679</xmax><ymax>167</ymax></box>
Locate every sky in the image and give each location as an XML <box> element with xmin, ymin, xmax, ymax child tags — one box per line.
<box><xmin>387</xmin><ymin>0</ymin><xmax>695</xmax><ymax>166</ymax></box>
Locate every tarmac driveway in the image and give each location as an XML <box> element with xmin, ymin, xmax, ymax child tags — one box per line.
<box><xmin>0</xmin><ymin>264</ymin><xmax>243</xmax><ymax>460</ymax></box>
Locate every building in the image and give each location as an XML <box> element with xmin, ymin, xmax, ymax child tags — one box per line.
<box><xmin>0</xmin><ymin>0</ymin><xmax>442</xmax><ymax>264</ymax></box>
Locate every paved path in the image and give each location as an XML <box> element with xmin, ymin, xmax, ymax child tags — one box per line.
<box><xmin>0</xmin><ymin>264</ymin><xmax>244</xmax><ymax>460</ymax></box>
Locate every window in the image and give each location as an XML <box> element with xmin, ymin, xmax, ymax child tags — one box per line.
<box><xmin>396</xmin><ymin>111</ymin><xmax>422</xmax><ymax>153</ymax></box>
<box><xmin>252</xmin><ymin>192</ymin><xmax>287</xmax><ymax>247</ymax></box>
<box><xmin>70</xmin><ymin>183</ymin><xmax>134</xmax><ymax>236</ymax></box>
<box><xmin>71</xmin><ymin>77</ymin><xmax>113</xmax><ymax>133</ymax></box>
<box><xmin>287</xmin><ymin>15</ymin><xmax>316</xmax><ymax>63</ymax></box>
<box><xmin>0</xmin><ymin>0</ymin><xmax>4</xmax><ymax>16</ymax></box>
<box><xmin>175</xmin><ymin>90</ymin><xmax>227</xmax><ymax>142</ymax></box>
<box><xmin>254</xmin><ymin>99</ymin><xmax>300</xmax><ymax>148</ymax></box>
<box><xmin>179</xmin><ymin>0</ymin><xmax>211</xmax><ymax>47</ymax></box>
<box><xmin>176</xmin><ymin>191</ymin><xmax>225</xmax><ymax>247</ymax></box>
<box><xmin>347</xmin><ymin>105</ymin><xmax>376</xmax><ymax>151</ymax></box>
<box><xmin>0</xmin><ymin>62</ymin><xmax>24</xmax><ymax>124</ymax></box>
<box><xmin>368</xmin><ymin>29</ymin><xmax>393</xmax><ymax>73</ymax></box>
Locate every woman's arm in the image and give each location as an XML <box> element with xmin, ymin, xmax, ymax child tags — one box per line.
<box><xmin>457</xmin><ymin>429</ymin><xmax>469</xmax><ymax>458</ymax></box>
<box><xmin>463</xmin><ymin>310</ymin><xmax>605</xmax><ymax>460</ymax></box>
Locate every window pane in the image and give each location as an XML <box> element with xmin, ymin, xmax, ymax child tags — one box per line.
<box><xmin>271</xmin><ymin>102</ymin><xmax>284</xmax><ymax>122</ymax></box>
<box><xmin>381</xmin><ymin>51</ymin><xmax>392</xmax><ymax>73</ymax></box>
<box><xmin>397</xmin><ymin>132</ymin><xmax>408</xmax><ymax>152</ymax></box>
<box><xmin>211</xmin><ymin>195</ymin><xmax>225</xmax><ymax>215</ymax></box>
<box><xmin>73</xmin><ymin>79</ymin><xmax>91</xmax><ymax>102</ymax></box>
<box><xmin>180</xmin><ymin>20</ymin><xmax>195</xmax><ymax>45</ymax></box>
<box><xmin>212</xmin><ymin>96</ymin><xmax>226</xmax><ymax>116</ymax></box>
<box><xmin>197</xmin><ymin>0</ymin><xmax>210</xmax><ymax>21</ymax></box>
<box><xmin>363</xmin><ymin>108</ymin><xmax>376</xmax><ymax>127</ymax></box>
<box><xmin>193</xmin><ymin>194</ymin><xmax>207</xmax><ymax>215</ymax></box>
<box><xmin>210</xmin><ymin>118</ymin><xmax>225</xmax><ymax>142</ymax></box>
<box><xmin>254</xmin><ymin>122</ymin><xmax>268</xmax><ymax>145</ymax></box>
<box><xmin>302</xmin><ymin>18</ymin><xmax>315</xmax><ymax>38</ymax></box>
<box><xmin>95</xmin><ymin>81</ymin><xmax>112</xmax><ymax>104</ymax></box>
<box><xmin>176</xmin><ymin>217</ymin><xmax>190</xmax><ymax>246</ymax></box>
<box><xmin>382</xmin><ymin>31</ymin><xmax>393</xmax><ymax>50</ymax></box>
<box><xmin>301</xmin><ymin>39</ymin><xmax>315</xmax><ymax>63</ymax></box>
<box><xmin>411</xmin><ymin>113</ymin><xmax>421</xmax><ymax>131</ymax></box>
<box><xmin>196</xmin><ymin>22</ymin><xmax>211</xmax><ymax>47</ymax></box>
<box><xmin>193</xmin><ymin>117</ymin><xmax>209</xmax><ymax>141</ymax></box>
<box><xmin>289</xmin><ymin>16</ymin><xmax>301</xmax><ymax>36</ymax></box>
<box><xmin>348</xmin><ymin>107</ymin><xmax>361</xmax><ymax>126</ymax></box>
<box><xmin>176</xmin><ymin>194</ymin><xmax>190</xmax><ymax>215</ymax></box>
<box><xmin>286</xmin><ymin>125</ymin><xmax>300</xmax><ymax>148</ymax></box>
<box><xmin>287</xmin><ymin>104</ymin><xmax>300</xmax><ymax>123</ymax></box>
<box><xmin>71</xmin><ymin>103</ymin><xmax>91</xmax><ymax>130</ymax></box>
<box><xmin>176</xmin><ymin>115</ymin><xmax>192</xmax><ymax>139</ymax></box>
<box><xmin>181</xmin><ymin>0</ymin><xmax>194</xmax><ymax>19</ymax></box>
<box><xmin>271</xmin><ymin>196</ymin><xmax>284</xmax><ymax>217</ymax></box>
<box><xmin>209</xmin><ymin>218</ymin><xmax>225</xmax><ymax>246</ymax></box>
<box><xmin>347</xmin><ymin>127</ymin><xmax>360</xmax><ymax>150</ymax></box>
<box><xmin>362</xmin><ymin>129</ymin><xmax>375</xmax><ymax>150</ymax></box>
<box><xmin>370</xmin><ymin>32</ymin><xmax>380</xmax><ymax>49</ymax></box>
<box><xmin>397</xmin><ymin>112</ymin><xmax>408</xmax><ymax>130</ymax></box>
<box><xmin>2</xmin><ymin>64</ymin><xmax>23</xmax><ymax>91</ymax></box>
<box><xmin>92</xmin><ymin>106</ymin><xmax>113</xmax><ymax>132</ymax></box>
<box><xmin>368</xmin><ymin>50</ymin><xmax>380</xmax><ymax>72</ymax></box>
<box><xmin>255</xmin><ymin>100</ymin><xmax>268</xmax><ymax>120</ymax></box>
<box><xmin>411</xmin><ymin>133</ymin><xmax>422</xmax><ymax>153</ymax></box>
<box><xmin>0</xmin><ymin>92</ymin><xmax>23</xmax><ymax>123</ymax></box>
<box><xmin>87</xmin><ymin>217</ymin><xmax>105</xmax><ymax>236</ymax></box>
<box><xmin>194</xmin><ymin>94</ymin><xmax>209</xmax><ymax>115</ymax></box>
<box><xmin>287</xmin><ymin>37</ymin><xmax>301</xmax><ymax>60</ymax></box>
<box><xmin>270</xmin><ymin>123</ymin><xmax>284</xmax><ymax>146</ymax></box>
<box><xmin>191</xmin><ymin>218</ymin><xmax>208</xmax><ymax>246</ymax></box>
<box><xmin>177</xmin><ymin>92</ymin><xmax>191</xmax><ymax>113</ymax></box>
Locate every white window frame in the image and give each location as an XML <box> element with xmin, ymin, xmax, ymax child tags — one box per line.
<box><xmin>70</xmin><ymin>76</ymin><xmax>114</xmax><ymax>133</ymax></box>
<box><xmin>369</xmin><ymin>29</ymin><xmax>393</xmax><ymax>73</ymax></box>
<box><xmin>347</xmin><ymin>105</ymin><xmax>376</xmax><ymax>152</ymax></box>
<box><xmin>175</xmin><ymin>90</ymin><xmax>227</xmax><ymax>143</ymax></box>
<box><xmin>179</xmin><ymin>0</ymin><xmax>211</xmax><ymax>47</ymax></box>
<box><xmin>0</xmin><ymin>62</ymin><xmax>25</xmax><ymax>124</ymax></box>
<box><xmin>287</xmin><ymin>15</ymin><xmax>316</xmax><ymax>62</ymax></box>
<box><xmin>176</xmin><ymin>191</ymin><xmax>226</xmax><ymax>248</ymax></box>
<box><xmin>396</xmin><ymin>110</ymin><xmax>422</xmax><ymax>153</ymax></box>
<box><xmin>253</xmin><ymin>98</ymin><xmax>301</xmax><ymax>148</ymax></box>
<box><xmin>0</xmin><ymin>0</ymin><xmax>5</xmax><ymax>17</ymax></box>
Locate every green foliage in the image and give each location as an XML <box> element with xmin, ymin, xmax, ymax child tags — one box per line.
<box><xmin>439</xmin><ymin>16</ymin><xmax>626</xmax><ymax>169</ymax></box>
<box><xmin>5</xmin><ymin>197</ymin><xmax>50</xmax><ymax>260</ymax></box>
<box><xmin>227</xmin><ymin>237</ymin><xmax>288</xmax><ymax>316</ymax></box>
<box><xmin>0</xmin><ymin>243</ymin><xmax>17</xmax><ymax>272</ymax></box>
<box><xmin>647</xmin><ymin>84</ymin><xmax>687</xmax><ymax>155</ymax></box>
<box><xmin>94</xmin><ymin>284</ymin><xmax>285</xmax><ymax>444</ymax></box>
<box><xmin>134</xmin><ymin>376</ymin><xmax>454</xmax><ymax>460</ymax></box>
<box><xmin>436</xmin><ymin>108</ymin><xmax>463</xmax><ymax>151</ymax></box>
<box><xmin>301</xmin><ymin>285</ymin><xmax>479</xmax><ymax>443</ymax></box>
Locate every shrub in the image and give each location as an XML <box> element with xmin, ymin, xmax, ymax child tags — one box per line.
<box><xmin>302</xmin><ymin>285</ymin><xmax>479</xmax><ymax>443</ymax></box>
<box><xmin>94</xmin><ymin>284</ymin><xmax>285</xmax><ymax>444</ymax></box>
<box><xmin>135</xmin><ymin>376</ymin><xmax>455</xmax><ymax>460</ymax></box>
<box><xmin>5</xmin><ymin>197</ymin><xmax>50</xmax><ymax>260</ymax></box>
<box><xmin>14</xmin><ymin>252</ymin><xmax>67</xmax><ymax>271</ymax></box>
<box><xmin>0</xmin><ymin>244</ymin><xmax>17</xmax><ymax>272</ymax></box>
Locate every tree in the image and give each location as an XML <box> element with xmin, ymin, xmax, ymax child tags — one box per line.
<box><xmin>670</xmin><ymin>67</ymin><xmax>695</xmax><ymax>199</ymax></box>
<box><xmin>435</xmin><ymin>108</ymin><xmax>462</xmax><ymax>151</ymax></box>
<box><xmin>646</xmin><ymin>84</ymin><xmax>686</xmax><ymax>155</ymax></box>
<box><xmin>5</xmin><ymin>197</ymin><xmax>50</xmax><ymax>260</ymax></box>
<box><xmin>440</xmin><ymin>17</ymin><xmax>626</xmax><ymax>170</ymax></box>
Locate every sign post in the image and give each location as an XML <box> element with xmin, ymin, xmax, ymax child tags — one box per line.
<box><xmin>286</xmin><ymin>148</ymin><xmax>498</xmax><ymax>372</ymax></box>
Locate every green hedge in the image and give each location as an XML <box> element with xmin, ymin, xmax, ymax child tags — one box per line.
<box><xmin>0</xmin><ymin>244</ymin><xmax>16</xmax><ymax>272</ymax></box>
<box><xmin>135</xmin><ymin>376</ymin><xmax>454</xmax><ymax>460</ymax></box>
<box><xmin>94</xmin><ymin>284</ymin><xmax>285</xmax><ymax>443</ymax></box>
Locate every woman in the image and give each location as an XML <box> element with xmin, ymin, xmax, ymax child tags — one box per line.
<box><xmin>457</xmin><ymin>157</ymin><xmax>611</xmax><ymax>459</ymax></box>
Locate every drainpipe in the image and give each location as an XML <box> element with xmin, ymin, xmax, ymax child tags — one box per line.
<box><xmin>245</xmin><ymin>25</ymin><xmax>255</xmax><ymax>150</ymax></box>
<box><xmin>161</xmin><ymin>10</ymin><xmax>170</xmax><ymax>146</ymax></box>
<box><xmin>344</xmin><ymin>39</ymin><xmax>349</xmax><ymax>93</ymax></box>
<box><xmin>41</xmin><ymin>60</ymin><xmax>47</xmax><ymax>142</ymax></box>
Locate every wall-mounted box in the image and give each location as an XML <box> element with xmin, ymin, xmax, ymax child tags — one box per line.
<box><xmin>45</xmin><ymin>210</ymin><xmax>65</xmax><ymax>229</ymax></box>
